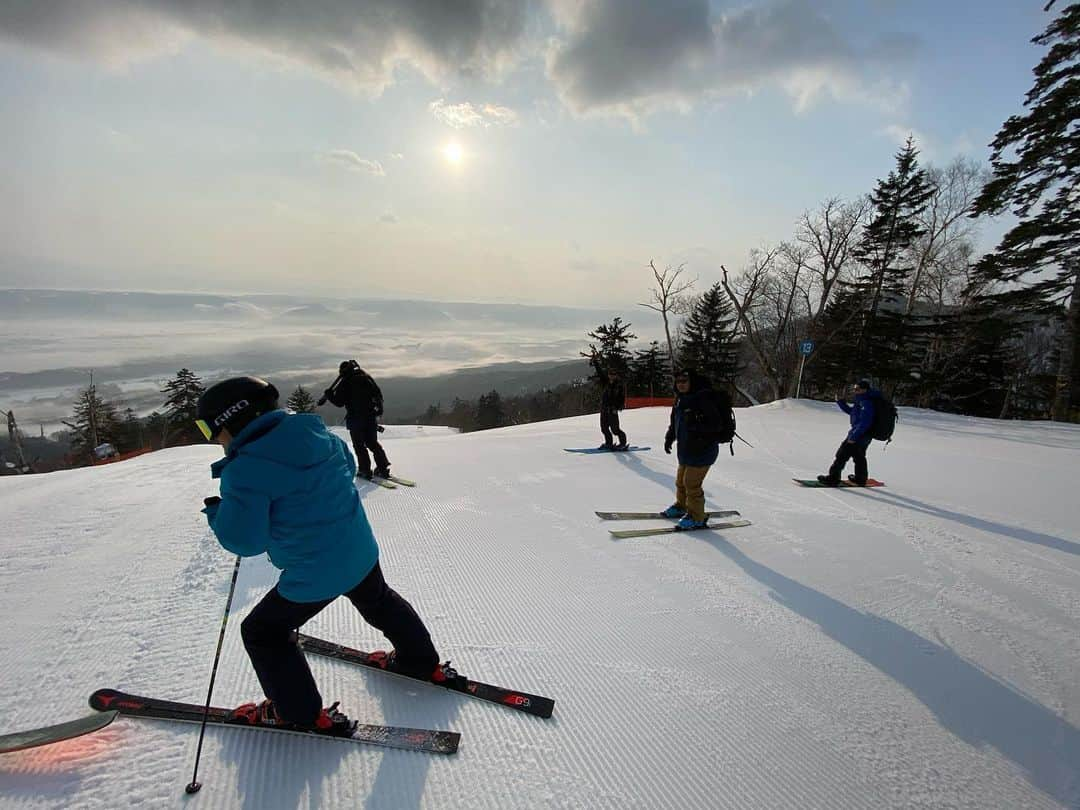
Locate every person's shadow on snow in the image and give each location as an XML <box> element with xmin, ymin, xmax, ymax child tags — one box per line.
<box><xmin>849</xmin><ymin>488</ymin><xmax>1080</xmax><ymax>557</ymax></box>
<box><xmin>212</xmin><ymin>721</ymin><xmax>350</xmax><ymax>810</ymax></box>
<box><xmin>697</xmin><ymin>535</ymin><xmax>1080</xmax><ymax>807</ymax></box>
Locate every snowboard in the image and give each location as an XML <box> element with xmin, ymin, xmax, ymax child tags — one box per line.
<box><xmin>564</xmin><ymin>446</ymin><xmax>651</xmax><ymax>454</ymax></box>
<box><xmin>793</xmin><ymin>478</ymin><xmax>885</xmax><ymax>488</ymax></box>
<box><xmin>0</xmin><ymin>711</ymin><xmax>119</xmax><ymax>754</ymax></box>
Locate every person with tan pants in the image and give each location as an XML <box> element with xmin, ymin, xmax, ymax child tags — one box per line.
<box><xmin>662</xmin><ymin>369</ymin><xmax>732</xmax><ymax>530</ymax></box>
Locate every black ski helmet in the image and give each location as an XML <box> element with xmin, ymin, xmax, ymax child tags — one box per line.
<box><xmin>196</xmin><ymin>376</ymin><xmax>279</xmax><ymax>440</ymax></box>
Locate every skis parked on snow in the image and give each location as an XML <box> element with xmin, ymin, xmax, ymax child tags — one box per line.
<box><xmin>88</xmin><ymin>689</ymin><xmax>459</xmax><ymax>755</ymax></box>
<box><xmin>609</xmin><ymin>519</ymin><xmax>753</xmax><ymax>539</ymax></box>
<box><xmin>564</xmin><ymin>446</ymin><xmax>651</xmax><ymax>454</ymax></box>
<box><xmin>0</xmin><ymin>711</ymin><xmax>119</xmax><ymax>754</ymax></box>
<box><xmin>792</xmin><ymin>478</ymin><xmax>885</xmax><ymax>488</ymax></box>
<box><xmin>296</xmin><ymin>634</ymin><xmax>555</xmax><ymax>719</ymax></box>
<box><xmin>595</xmin><ymin>509</ymin><xmax>740</xmax><ymax>521</ymax></box>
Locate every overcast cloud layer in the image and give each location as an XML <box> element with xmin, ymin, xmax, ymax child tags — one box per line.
<box><xmin>0</xmin><ymin>0</ymin><xmax>913</xmax><ymax>116</ymax></box>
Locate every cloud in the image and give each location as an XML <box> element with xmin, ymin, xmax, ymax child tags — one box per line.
<box><xmin>545</xmin><ymin>0</ymin><xmax>919</xmax><ymax>118</ymax></box>
<box><xmin>0</xmin><ymin>0</ymin><xmax>919</xmax><ymax>119</ymax></box>
<box><xmin>0</xmin><ymin>0</ymin><xmax>534</xmax><ymax>91</ymax></box>
<box><xmin>429</xmin><ymin>98</ymin><xmax>519</xmax><ymax>128</ymax></box>
<box><xmin>322</xmin><ymin>150</ymin><xmax>385</xmax><ymax>176</ymax></box>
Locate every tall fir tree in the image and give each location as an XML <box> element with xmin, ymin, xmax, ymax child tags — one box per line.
<box><xmin>161</xmin><ymin>368</ymin><xmax>205</xmax><ymax>445</ymax></box>
<box><xmin>971</xmin><ymin>2</ymin><xmax>1080</xmax><ymax>420</ymax></box>
<box><xmin>677</xmin><ymin>283</ymin><xmax>741</xmax><ymax>384</ymax></box>
<box><xmin>474</xmin><ymin>390</ymin><xmax>507</xmax><ymax>430</ymax></box>
<box><xmin>849</xmin><ymin>137</ymin><xmax>936</xmax><ymax>388</ymax></box>
<box><xmin>581</xmin><ymin>317</ymin><xmax>637</xmax><ymax>381</ymax></box>
<box><xmin>287</xmin><ymin>385</ymin><xmax>317</xmax><ymax>413</ymax></box>
<box><xmin>63</xmin><ymin>384</ymin><xmax>121</xmax><ymax>459</ymax></box>
<box><xmin>629</xmin><ymin>340</ymin><xmax>671</xmax><ymax>396</ymax></box>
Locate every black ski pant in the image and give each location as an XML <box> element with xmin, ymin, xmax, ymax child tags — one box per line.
<box><xmin>600</xmin><ymin>409</ymin><xmax>626</xmax><ymax>447</ymax></box>
<box><xmin>347</xmin><ymin>416</ymin><xmax>390</xmax><ymax>475</ymax></box>
<box><xmin>826</xmin><ymin>436</ymin><xmax>872</xmax><ymax>484</ymax></box>
<box><xmin>240</xmin><ymin>562</ymin><xmax>438</xmax><ymax>725</ymax></box>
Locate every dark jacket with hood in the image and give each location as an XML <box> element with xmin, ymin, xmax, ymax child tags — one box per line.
<box><xmin>600</xmin><ymin>377</ymin><xmax>625</xmax><ymax>412</ymax></box>
<box><xmin>665</xmin><ymin>371</ymin><xmax>727</xmax><ymax>467</ymax></box>
<box><xmin>327</xmin><ymin>365</ymin><xmax>383</xmax><ymax>428</ymax></box>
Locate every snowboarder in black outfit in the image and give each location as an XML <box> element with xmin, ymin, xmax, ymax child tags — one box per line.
<box><xmin>818</xmin><ymin>378</ymin><xmax>879</xmax><ymax>486</ymax></box>
<box><xmin>599</xmin><ymin>367</ymin><xmax>628</xmax><ymax>450</ymax></box>
<box><xmin>319</xmin><ymin>360</ymin><xmax>391</xmax><ymax>480</ymax></box>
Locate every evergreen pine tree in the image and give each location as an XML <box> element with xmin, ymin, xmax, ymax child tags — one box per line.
<box><xmin>677</xmin><ymin>283</ymin><xmax>741</xmax><ymax>384</ymax></box>
<box><xmin>581</xmin><ymin>317</ymin><xmax>637</xmax><ymax>381</ymax></box>
<box><xmin>63</xmin><ymin>384</ymin><xmax>121</xmax><ymax>459</ymax></box>
<box><xmin>161</xmin><ymin>368</ymin><xmax>205</xmax><ymax>445</ymax></box>
<box><xmin>971</xmin><ymin>2</ymin><xmax>1080</xmax><ymax>420</ymax></box>
<box><xmin>629</xmin><ymin>341</ymin><xmax>671</xmax><ymax>396</ymax></box>
<box><xmin>850</xmin><ymin>137</ymin><xmax>936</xmax><ymax>387</ymax></box>
<box><xmin>287</xmin><ymin>385</ymin><xmax>317</xmax><ymax>413</ymax></box>
<box><xmin>474</xmin><ymin>390</ymin><xmax>507</xmax><ymax>430</ymax></box>
<box><xmin>809</xmin><ymin>285</ymin><xmax>869</xmax><ymax>393</ymax></box>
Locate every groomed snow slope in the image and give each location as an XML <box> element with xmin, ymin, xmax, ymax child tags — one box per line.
<box><xmin>1</xmin><ymin>400</ymin><xmax>1078</xmax><ymax>809</ymax></box>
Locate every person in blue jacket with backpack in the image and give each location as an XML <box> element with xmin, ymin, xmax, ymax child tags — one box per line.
<box><xmin>818</xmin><ymin>378</ymin><xmax>879</xmax><ymax>487</ymax></box>
<box><xmin>195</xmin><ymin>376</ymin><xmax>446</xmax><ymax>736</ymax></box>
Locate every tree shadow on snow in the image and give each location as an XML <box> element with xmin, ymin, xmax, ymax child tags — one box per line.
<box><xmin>698</xmin><ymin>535</ymin><xmax>1080</xmax><ymax>807</ymax></box>
<box><xmin>850</xmin><ymin>488</ymin><xmax>1080</xmax><ymax>558</ymax></box>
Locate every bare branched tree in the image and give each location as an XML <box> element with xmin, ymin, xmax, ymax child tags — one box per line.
<box><xmin>794</xmin><ymin>196</ymin><xmax>868</xmax><ymax>327</ymax></box>
<box><xmin>639</xmin><ymin>260</ymin><xmax>696</xmax><ymax>370</ymax></box>
<box><xmin>720</xmin><ymin>247</ymin><xmax>785</xmax><ymax>399</ymax></box>
<box><xmin>906</xmin><ymin>157</ymin><xmax>989</xmax><ymax>314</ymax></box>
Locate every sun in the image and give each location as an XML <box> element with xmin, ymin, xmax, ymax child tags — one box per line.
<box><xmin>442</xmin><ymin>142</ymin><xmax>464</xmax><ymax>166</ymax></box>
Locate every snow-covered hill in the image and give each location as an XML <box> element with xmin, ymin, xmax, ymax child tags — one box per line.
<box><xmin>1</xmin><ymin>400</ymin><xmax>1078</xmax><ymax>809</ymax></box>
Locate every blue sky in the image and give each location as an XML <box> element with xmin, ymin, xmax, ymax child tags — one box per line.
<box><xmin>0</xmin><ymin>1</ymin><xmax>1052</xmax><ymax>305</ymax></box>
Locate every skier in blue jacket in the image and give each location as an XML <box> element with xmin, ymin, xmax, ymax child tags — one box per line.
<box><xmin>818</xmin><ymin>378</ymin><xmax>877</xmax><ymax>486</ymax></box>
<box><xmin>196</xmin><ymin>376</ymin><xmax>443</xmax><ymax>735</ymax></box>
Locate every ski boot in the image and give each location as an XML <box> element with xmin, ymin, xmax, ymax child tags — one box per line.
<box><xmin>429</xmin><ymin>661</ymin><xmax>468</xmax><ymax>691</ymax></box>
<box><xmin>661</xmin><ymin>504</ymin><xmax>687</xmax><ymax>519</ymax></box>
<box><xmin>816</xmin><ymin>475</ymin><xmax>840</xmax><ymax>487</ymax></box>
<box><xmin>229</xmin><ymin>699</ymin><xmax>355</xmax><ymax>737</ymax></box>
<box><xmin>374</xmin><ymin>467</ymin><xmax>391</xmax><ymax>479</ymax></box>
<box><xmin>357</xmin><ymin>469</ymin><xmax>374</xmax><ymax>481</ymax></box>
<box><xmin>676</xmin><ymin>515</ymin><xmax>709</xmax><ymax>531</ymax></box>
<box><xmin>847</xmin><ymin>474</ymin><xmax>868</xmax><ymax>486</ymax></box>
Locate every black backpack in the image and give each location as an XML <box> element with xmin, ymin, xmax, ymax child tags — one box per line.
<box><xmin>869</xmin><ymin>395</ymin><xmax>897</xmax><ymax>442</ymax></box>
<box><xmin>714</xmin><ymin>389</ymin><xmax>736</xmax><ymax>445</ymax></box>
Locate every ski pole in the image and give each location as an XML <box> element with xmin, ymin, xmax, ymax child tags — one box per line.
<box><xmin>185</xmin><ymin>550</ymin><xmax>242</xmax><ymax>795</ymax></box>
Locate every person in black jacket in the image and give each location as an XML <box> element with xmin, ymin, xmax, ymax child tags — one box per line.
<box><xmin>662</xmin><ymin>369</ymin><xmax>728</xmax><ymax>529</ymax></box>
<box><xmin>318</xmin><ymin>360</ymin><xmax>391</xmax><ymax>480</ymax></box>
<box><xmin>599</xmin><ymin>367</ymin><xmax>628</xmax><ymax>450</ymax></box>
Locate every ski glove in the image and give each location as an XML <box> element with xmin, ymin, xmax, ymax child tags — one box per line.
<box><xmin>664</xmin><ymin>437</ymin><xmax>674</xmax><ymax>454</ymax></box>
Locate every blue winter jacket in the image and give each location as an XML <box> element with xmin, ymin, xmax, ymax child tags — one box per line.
<box><xmin>202</xmin><ymin>410</ymin><xmax>379</xmax><ymax>603</ymax></box>
<box><xmin>837</xmin><ymin>390</ymin><xmax>878</xmax><ymax>442</ymax></box>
